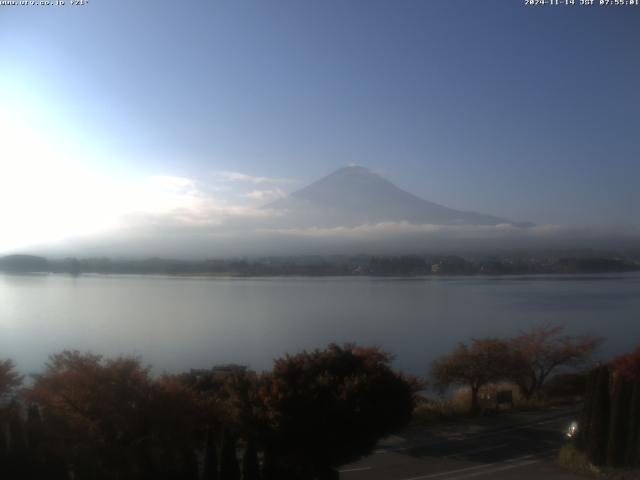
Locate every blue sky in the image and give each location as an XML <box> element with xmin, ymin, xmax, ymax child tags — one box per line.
<box><xmin>1</xmin><ymin>0</ymin><xmax>639</xmax><ymax>253</ymax></box>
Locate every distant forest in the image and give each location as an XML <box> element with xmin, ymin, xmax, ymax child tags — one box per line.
<box><xmin>1</xmin><ymin>252</ymin><xmax>639</xmax><ymax>276</ymax></box>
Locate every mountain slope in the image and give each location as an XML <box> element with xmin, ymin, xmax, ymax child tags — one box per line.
<box><xmin>265</xmin><ymin>166</ymin><xmax>528</xmax><ymax>228</ymax></box>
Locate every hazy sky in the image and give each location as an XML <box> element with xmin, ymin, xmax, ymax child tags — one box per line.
<box><xmin>1</xmin><ymin>0</ymin><xmax>639</xmax><ymax>254</ymax></box>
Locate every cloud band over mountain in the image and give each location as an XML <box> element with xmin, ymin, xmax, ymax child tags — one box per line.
<box><xmin>9</xmin><ymin>166</ymin><xmax>637</xmax><ymax>259</ymax></box>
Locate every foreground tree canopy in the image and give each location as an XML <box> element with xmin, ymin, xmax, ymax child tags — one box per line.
<box><xmin>264</xmin><ymin>344</ymin><xmax>417</xmax><ymax>478</ymax></box>
<box><xmin>0</xmin><ymin>344</ymin><xmax>416</xmax><ymax>480</ymax></box>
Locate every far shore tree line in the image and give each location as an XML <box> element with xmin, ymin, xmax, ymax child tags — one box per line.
<box><xmin>1</xmin><ymin>253</ymin><xmax>639</xmax><ymax>277</ymax></box>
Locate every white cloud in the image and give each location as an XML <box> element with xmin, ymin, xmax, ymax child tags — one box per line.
<box><xmin>215</xmin><ymin>171</ymin><xmax>293</xmax><ymax>185</ymax></box>
<box><xmin>148</xmin><ymin>175</ymin><xmax>196</xmax><ymax>192</ymax></box>
<box><xmin>255</xmin><ymin>222</ymin><xmax>566</xmax><ymax>239</ymax></box>
<box><xmin>123</xmin><ymin>203</ymin><xmax>278</xmax><ymax>229</ymax></box>
<box><xmin>116</xmin><ymin>176</ymin><xmax>282</xmax><ymax>229</ymax></box>
<box><xmin>245</xmin><ymin>188</ymin><xmax>287</xmax><ymax>201</ymax></box>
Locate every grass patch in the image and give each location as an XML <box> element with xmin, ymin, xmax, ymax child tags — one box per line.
<box><xmin>412</xmin><ymin>382</ymin><xmax>574</xmax><ymax>425</ymax></box>
<box><xmin>412</xmin><ymin>396</ymin><xmax>472</xmax><ymax>425</ymax></box>
<box><xmin>557</xmin><ymin>443</ymin><xmax>602</xmax><ymax>477</ymax></box>
<box><xmin>556</xmin><ymin>444</ymin><xmax>640</xmax><ymax>479</ymax></box>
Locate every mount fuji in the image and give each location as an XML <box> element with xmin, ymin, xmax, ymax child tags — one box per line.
<box><xmin>264</xmin><ymin>166</ymin><xmax>531</xmax><ymax>228</ymax></box>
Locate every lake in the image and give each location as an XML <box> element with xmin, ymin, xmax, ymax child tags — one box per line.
<box><xmin>1</xmin><ymin>272</ymin><xmax>639</xmax><ymax>376</ymax></box>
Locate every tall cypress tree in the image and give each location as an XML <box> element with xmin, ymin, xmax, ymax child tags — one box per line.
<box><xmin>219</xmin><ymin>432</ymin><xmax>240</xmax><ymax>480</ymax></box>
<box><xmin>179</xmin><ymin>446</ymin><xmax>199</xmax><ymax>480</ymax></box>
<box><xmin>242</xmin><ymin>439</ymin><xmax>261</xmax><ymax>480</ymax></box>
<box><xmin>625</xmin><ymin>379</ymin><xmax>640</xmax><ymax>467</ymax></box>
<box><xmin>587</xmin><ymin>365</ymin><xmax>610</xmax><ymax>466</ymax></box>
<box><xmin>0</xmin><ymin>421</ymin><xmax>9</xmax><ymax>478</ymax></box>
<box><xmin>44</xmin><ymin>454</ymin><xmax>69</xmax><ymax>480</ymax></box>
<box><xmin>8</xmin><ymin>414</ymin><xmax>26</xmax><ymax>454</ymax></box>
<box><xmin>606</xmin><ymin>375</ymin><xmax>632</xmax><ymax>467</ymax></box>
<box><xmin>203</xmin><ymin>428</ymin><xmax>219</xmax><ymax>480</ymax></box>
<box><xmin>578</xmin><ymin>368</ymin><xmax>598</xmax><ymax>449</ymax></box>
<box><xmin>26</xmin><ymin>405</ymin><xmax>49</xmax><ymax>480</ymax></box>
<box><xmin>261</xmin><ymin>448</ymin><xmax>278</xmax><ymax>480</ymax></box>
<box><xmin>26</xmin><ymin>405</ymin><xmax>43</xmax><ymax>450</ymax></box>
<box><xmin>135</xmin><ymin>442</ymin><xmax>159</xmax><ymax>480</ymax></box>
<box><xmin>7</xmin><ymin>414</ymin><xmax>28</xmax><ymax>478</ymax></box>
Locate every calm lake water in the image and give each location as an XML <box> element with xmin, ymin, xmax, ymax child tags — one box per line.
<box><xmin>1</xmin><ymin>272</ymin><xmax>639</xmax><ymax>376</ymax></box>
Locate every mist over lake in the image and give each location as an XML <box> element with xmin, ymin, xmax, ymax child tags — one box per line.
<box><xmin>2</xmin><ymin>272</ymin><xmax>639</xmax><ymax>377</ymax></box>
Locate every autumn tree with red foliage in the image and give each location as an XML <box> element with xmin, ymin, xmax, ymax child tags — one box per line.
<box><xmin>7</xmin><ymin>345</ymin><xmax>416</xmax><ymax>480</ymax></box>
<box><xmin>615</xmin><ymin>346</ymin><xmax>640</xmax><ymax>382</ymax></box>
<box><xmin>509</xmin><ymin>325</ymin><xmax>602</xmax><ymax>399</ymax></box>
<box><xmin>0</xmin><ymin>359</ymin><xmax>22</xmax><ymax>404</ymax></box>
<box><xmin>431</xmin><ymin>338</ymin><xmax>520</xmax><ymax>414</ymax></box>
<box><xmin>27</xmin><ymin>351</ymin><xmax>202</xmax><ymax>479</ymax></box>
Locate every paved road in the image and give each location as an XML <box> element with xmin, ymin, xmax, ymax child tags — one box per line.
<box><xmin>339</xmin><ymin>405</ymin><xmax>587</xmax><ymax>480</ymax></box>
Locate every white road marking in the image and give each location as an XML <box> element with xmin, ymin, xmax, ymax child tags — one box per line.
<box><xmin>400</xmin><ymin>454</ymin><xmax>536</xmax><ymax>480</ymax></box>
<box><xmin>446</xmin><ymin>459</ymin><xmax>540</xmax><ymax>479</ymax></box>
<box><xmin>400</xmin><ymin>462</ymin><xmax>507</xmax><ymax>480</ymax></box>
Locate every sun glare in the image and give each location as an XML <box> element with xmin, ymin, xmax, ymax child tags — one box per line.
<box><xmin>0</xmin><ymin>100</ymin><xmax>211</xmax><ymax>253</ymax></box>
<box><xmin>0</xmin><ymin>109</ymin><xmax>114</xmax><ymax>251</ymax></box>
